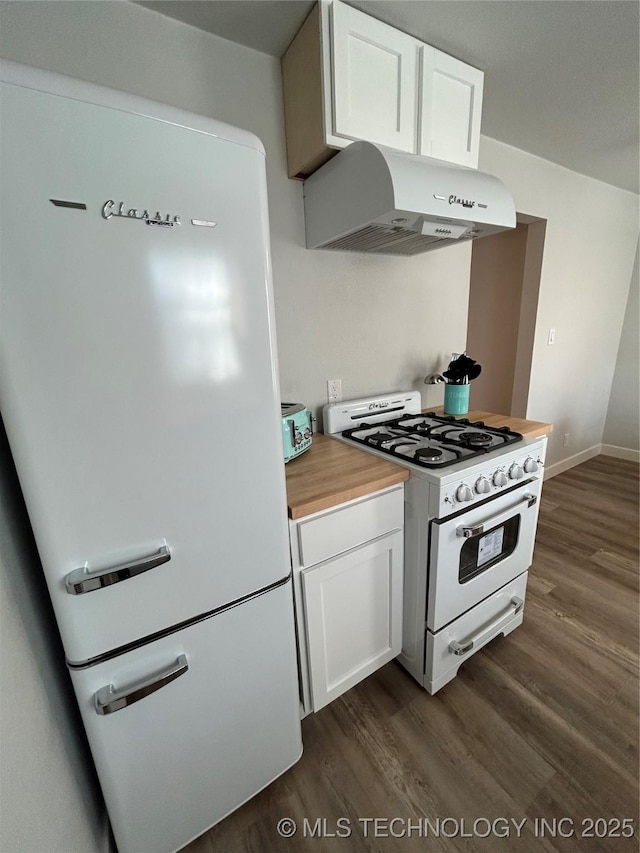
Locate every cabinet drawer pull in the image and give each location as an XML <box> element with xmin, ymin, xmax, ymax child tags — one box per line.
<box><xmin>94</xmin><ymin>654</ymin><xmax>188</xmax><ymax>715</ymax></box>
<box><xmin>65</xmin><ymin>544</ymin><xmax>171</xmax><ymax>595</ymax></box>
<box><xmin>448</xmin><ymin>596</ymin><xmax>523</xmax><ymax>656</ymax></box>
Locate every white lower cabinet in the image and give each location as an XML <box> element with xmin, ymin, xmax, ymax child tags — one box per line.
<box><xmin>302</xmin><ymin>530</ymin><xmax>403</xmax><ymax>710</ymax></box>
<box><xmin>290</xmin><ymin>485</ymin><xmax>404</xmax><ymax>714</ymax></box>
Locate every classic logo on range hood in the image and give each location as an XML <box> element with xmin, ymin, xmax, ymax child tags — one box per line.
<box><xmin>448</xmin><ymin>195</ymin><xmax>476</xmax><ymax>209</ymax></box>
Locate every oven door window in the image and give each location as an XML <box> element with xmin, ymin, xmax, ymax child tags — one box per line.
<box><xmin>459</xmin><ymin>516</ymin><xmax>521</xmax><ymax>583</ymax></box>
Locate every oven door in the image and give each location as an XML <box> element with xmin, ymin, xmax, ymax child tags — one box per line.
<box><xmin>427</xmin><ymin>478</ymin><xmax>542</xmax><ymax>632</ymax></box>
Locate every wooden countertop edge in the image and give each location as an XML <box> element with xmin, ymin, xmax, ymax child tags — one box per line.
<box><xmin>288</xmin><ymin>468</ymin><xmax>408</xmax><ymax>519</ymax></box>
<box><xmin>285</xmin><ymin>433</ymin><xmax>409</xmax><ymax>520</ymax></box>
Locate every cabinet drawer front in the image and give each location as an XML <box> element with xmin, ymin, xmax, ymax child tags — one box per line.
<box><xmin>426</xmin><ymin>571</ymin><xmax>528</xmax><ymax>690</ymax></box>
<box><xmin>331</xmin><ymin>1</ymin><xmax>418</xmax><ymax>151</ymax></box>
<box><xmin>302</xmin><ymin>530</ymin><xmax>403</xmax><ymax>711</ymax></box>
<box><xmin>297</xmin><ymin>486</ymin><xmax>403</xmax><ymax>567</ymax></box>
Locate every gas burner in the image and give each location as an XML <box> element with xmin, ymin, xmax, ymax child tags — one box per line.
<box><xmin>410</xmin><ymin>421</ymin><xmax>434</xmax><ymax>434</ymax></box>
<box><xmin>458</xmin><ymin>431</ymin><xmax>494</xmax><ymax>447</ymax></box>
<box><xmin>366</xmin><ymin>432</ymin><xmax>395</xmax><ymax>446</ymax></box>
<box><xmin>414</xmin><ymin>446</ymin><xmax>443</xmax><ymax>462</ymax></box>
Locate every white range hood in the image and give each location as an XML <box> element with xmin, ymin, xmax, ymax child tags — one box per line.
<box><xmin>303</xmin><ymin>141</ymin><xmax>516</xmax><ymax>256</ymax></box>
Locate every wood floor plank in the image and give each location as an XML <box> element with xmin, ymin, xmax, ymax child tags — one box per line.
<box><xmin>183</xmin><ymin>456</ymin><xmax>639</xmax><ymax>853</ymax></box>
<box><xmin>526</xmin><ymin>771</ymin><xmax>640</xmax><ymax>853</ymax></box>
<box><xmin>588</xmin><ymin>548</ymin><xmax>640</xmax><ymax>591</ymax></box>
<box><xmin>458</xmin><ymin>652</ymin><xmax>638</xmax><ymax>817</ymax></box>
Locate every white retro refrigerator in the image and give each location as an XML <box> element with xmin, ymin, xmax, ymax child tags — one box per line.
<box><xmin>0</xmin><ymin>62</ymin><xmax>302</xmax><ymax>852</ymax></box>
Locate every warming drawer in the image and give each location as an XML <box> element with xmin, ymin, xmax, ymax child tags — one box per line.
<box><xmin>425</xmin><ymin>571</ymin><xmax>528</xmax><ymax>694</ymax></box>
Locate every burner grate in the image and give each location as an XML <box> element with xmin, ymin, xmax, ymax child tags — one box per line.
<box><xmin>342</xmin><ymin>412</ymin><xmax>523</xmax><ymax>469</ymax></box>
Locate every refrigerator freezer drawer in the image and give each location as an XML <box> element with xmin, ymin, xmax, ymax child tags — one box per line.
<box><xmin>69</xmin><ymin>581</ymin><xmax>302</xmax><ymax>853</ymax></box>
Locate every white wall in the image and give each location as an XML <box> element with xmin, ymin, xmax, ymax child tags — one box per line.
<box><xmin>604</xmin><ymin>242</ymin><xmax>640</xmax><ymax>451</ymax></box>
<box><xmin>479</xmin><ymin>138</ymin><xmax>639</xmax><ymax>467</ymax></box>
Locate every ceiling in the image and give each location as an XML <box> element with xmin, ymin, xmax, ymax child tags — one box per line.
<box><xmin>136</xmin><ymin>1</ymin><xmax>639</xmax><ymax>194</ymax></box>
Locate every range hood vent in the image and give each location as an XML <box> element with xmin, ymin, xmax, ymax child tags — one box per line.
<box><xmin>321</xmin><ymin>222</ymin><xmax>454</xmax><ymax>256</ymax></box>
<box><xmin>303</xmin><ymin>141</ymin><xmax>516</xmax><ymax>257</ymax></box>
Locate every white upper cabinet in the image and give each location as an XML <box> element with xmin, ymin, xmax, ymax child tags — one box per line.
<box><xmin>420</xmin><ymin>46</ymin><xmax>484</xmax><ymax>167</ymax></box>
<box><xmin>281</xmin><ymin>0</ymin><xmax>484</xmax><ymax>178</ymax></box>
<box><xmin>330</xmin><ymin>1</ymin><xmax>418</xmax><ymax>152</ymax></box>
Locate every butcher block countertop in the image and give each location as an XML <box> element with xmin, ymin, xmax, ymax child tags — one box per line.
<box><xmin>285</xmin><ymin>433</ymin><xmax>409</xmax><ymax>519</ymax></box>
<box><xmin>285</xmin><ymin>410</ymin><xmax>553</xmax><ymax>519</ymax></box>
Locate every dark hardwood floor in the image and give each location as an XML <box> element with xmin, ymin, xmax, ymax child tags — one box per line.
<box><xmin>185</xmin><ymin>455</ymin><xmax>639</xmax><ymax>853</ymax></box>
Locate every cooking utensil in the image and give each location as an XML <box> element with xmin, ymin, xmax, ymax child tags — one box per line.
<box><xmin>467</xmin><ymin>364</ymin><xmax>482</xmax><ymax>381</ymax></box>
<box><xmin>443</xmin><ymin>353</ymin><xmax>482</xmax><ymax>384</ymax></box>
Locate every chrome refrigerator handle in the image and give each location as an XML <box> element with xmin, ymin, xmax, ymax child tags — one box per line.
<box><xmin>65</xmin><ymin>544</ymin><xmax>171</xmax><ymax>595</ymax></box>
<box><xmin>94</xmin><ymin>654</ymin><xmax>189</xmax><ymax>715</ymax></box>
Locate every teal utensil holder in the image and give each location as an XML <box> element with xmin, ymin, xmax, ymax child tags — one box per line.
<box><xmin>444</xmin><ymin>383</ymin><xmax>470</xmax><ymax>415</ymax></box>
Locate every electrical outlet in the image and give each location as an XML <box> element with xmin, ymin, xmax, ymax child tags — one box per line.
<box><xmin>563</xmin><ymin>433</ymin><xmax>570</xmax><ymax>447</ymax></box>
<box><xmin>327</xmin><ymin>379</ymin><xmax>342</xmax><ymax>403</ymax></box>
<box><xmin>548</xmin><ymin>328</ymin><xmax>556</xmax><ymax>346</ymax></box>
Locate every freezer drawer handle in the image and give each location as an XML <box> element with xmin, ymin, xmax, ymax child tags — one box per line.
<box><xmin>449</xmin><ymin>596</ymin><xmax>524</xmax><ymax>656</ymax></box>
<box><xmin>94</xmin><ymin>654</ymin><xmax>188</xmax><ymax>715</ymax></box>
<box><xmin>65</xmin><ymin>544</ymin><xmax>171</xmax><ymax>595</ymax></box>
<box><xmin>456</xmin><ymin>493</ymin><xmax>537</xmax><ymax>539</ymax></box>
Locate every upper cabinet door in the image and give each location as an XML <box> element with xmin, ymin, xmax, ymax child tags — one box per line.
<box><xmin>330</xmin><ymin>1</ymin><xmax>418</xmax><ymax>152</ymax></box>
<box><xmin>420</xmin><ymin>46</ymin><xmax>484</xmax><ymax>167</ymax></box>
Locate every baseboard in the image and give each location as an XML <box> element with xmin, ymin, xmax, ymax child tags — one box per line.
<box><xmin>600</xmin><ymin>444</ymin><xmax>640</xmax><ymax>463</ymax></box>
<box><xmin>544</xmin><ymin>445</ymin><xmax>602</xmax><ymax>480</ymax></box>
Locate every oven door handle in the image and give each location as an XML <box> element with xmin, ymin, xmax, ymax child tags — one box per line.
<box><xmin>449</xmin><ymin>596</ymin><xmax>524</xmax><ymax>656</ymax></box>
<box><xmin>456</xmin><ymin>492</ymin><xmax>537</xmax><ymax>539</ymax></box>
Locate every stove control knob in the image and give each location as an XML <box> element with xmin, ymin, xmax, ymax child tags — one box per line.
<box><xmin>524</xmin><ymin>457</ymin><xmax>539</xmax><ymax>473</ymax></box>
<box><xmin>455</xmin><ymin>484</ymin><xmax>473</xmax><ymax>503</ymax></box>
<box><xmin>493</xmin><ymin>470</ymin><xmax>508</xmax><ymax>487</ymax></box>
<box><xmin>509</xmin><ymin>463</ymin><xmax>524</xmax><ymax>480</ymax></box>
<box><xmin>475</xmin><ymin>477</ymin><xmax>491</xmax><ymax>495</ymax></box>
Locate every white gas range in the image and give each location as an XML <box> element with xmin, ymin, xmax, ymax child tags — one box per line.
<box><xmin>324</xmin><ymin>391</ymin><xmax>547</xmax><ymax>694</ymax></box>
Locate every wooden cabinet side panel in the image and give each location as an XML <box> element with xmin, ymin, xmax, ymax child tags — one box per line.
<box><xmin>282</xmin><ymin>5</ymin><xmax>334</xmax><ymax>179</ymax></box>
